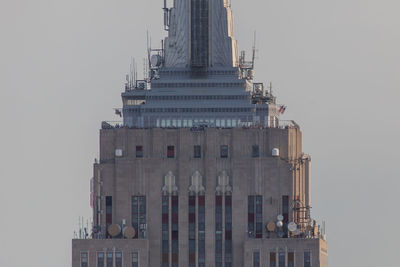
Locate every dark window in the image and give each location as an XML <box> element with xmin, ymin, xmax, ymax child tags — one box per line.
<box><xmin>171</xmin><ymin>196</ymin><xmax>179</xmax><ymax>266</ymax></box>
<box><xmin>215</xmin><ymin>195</ymin><xmax>223</xmax><ymax>266</ymax></box>
<box><xmin>81</xmin><ymin>252</ymin><xmax>88</xmax><ymax>267</ymax></box>
<box><xmin>278</xmin><ymin>252</ymin><xmax>285</xmax><ymax>267</ymax></box>
<box><xmin>304</xmin><ymin>252</ymin><xmax>311</xmax><ymax>267</ymax></box>
<box><xmin>132</xmin><ymin>196</ymin><xmax>146</xmax><ymax>238</ymax></box>
<box><xmin>282</xmin><ymin>195</ymin><xmax>289</xmax><ymax>223</ymax></box>
<box><xmin>115</xmin><ymin>252</ymin><xmax>122</xmax><ymax>267</ymax></box>
<box><xmin>248</xmin><ymin>196</ymin><xmax>255</xmax><ymax>238</ymax></box>
<box><xmin>270</xmin><ymin>253</ymin><xmax>276</xmax><ymax>267</ymax></box>
<box><xmin>105</xmin><ymin>196</ymin><xmax>112</xmax><ymax>238</ymax></box>
<box><xmin>97</xmin><ymin>252</ymin><xmax>104</xmax><ymax>267</ymax></box>
<box><xmin>252</xmin><ymin>145</ymin><xmax>260</xmax><ymax>158</ymax></box>
<box><xmin>255</xmin><ymin>196</ymin><xmax>263</xmax><ymax>238</ymax></box>
<box><xmin>132</xmin><ymin>252</ymin><xmax>139</xmax><ymax>267</ymax></box>
<box><xmin>106</xmin><ymin>252</ymin><xmax>113</xmax><ymax>267</ymax></box>
<box><xmin>288</xmin><ymin>252</ymin><xmax>294</xmax><ymax>267</ymax></box>
<box><xmin>198</xmin><ymin>195</ymin><xmax>206</xmax><ymax>267</ymax></box>
<box><xmin>220</xmin><ymin>145</ymin><xmax>228</xmax><ymax>158</ymax></box>
<box><xmin>253</xmin><ymin>251</ymin><xmax>260</xmax><ymax>267</ymax></box>
<box><xmin>225</xmin><ymin>195</ymin><xmax>232</xmax><ymax>264</ymax></box>
<box><xmin>167</xmin><ymin>146</ymin><xmax>175</xmax><ymax>158</ymax></box>
<box><xmin>194</xmin><ymin>145</ymin><xmax>201</xmax><ymax>158</ymax></box>
<box><xmin>162</xmin><ymin>196</ymin><xmax>169</xmax><ymax>267</ymax></box>
<box><xmin>189</xmin><ymin>196</ymin><xmax>196</xmax><ymax>266</ymax></box>
<box><xmin>136</xmin><ymin>146</ymin><xmax>143</xmax><ymax>158</ymax></box>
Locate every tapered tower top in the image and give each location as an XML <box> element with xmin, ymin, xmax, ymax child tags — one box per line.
<box><xmin>163</xmin><ymin>0</ymin><xmax>238</xmax><ymax>70</ymax></box>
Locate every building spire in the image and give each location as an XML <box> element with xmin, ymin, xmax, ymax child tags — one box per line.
<box><xmin>163</xmin><ymin>0</ymin><xmax>238</xmax><ymax>69</ymax></box>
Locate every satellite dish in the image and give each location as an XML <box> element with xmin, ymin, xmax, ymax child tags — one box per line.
<box><xmin>276</xmin><ymin>221</ymin><xmax>283</xmax><ymax>228</ymax></box>
<box><xmin>151</xmin><ymin>54</ymin><xmax>162</xmax><ymax>67</ymax></box>
<box><xmin>267</xmin><ymin>221</ymin><xmax>276</xmax><ymax>232</ymax></box>
<box><xmin>277</xmin><ymin>231</ymin><xmax>284</xmax><ymax>238</ymax></box>
<box><xmin>288</xmin><ymin>222</ymin><xmax>297</xmax><ymax>232</ymax></box>
<box><xmin>277</xmin><ymin>215</ymin><xmax>284</xmax><ymax>221</ymax></box>
<box><xmin>123</xmin><ymin>226</ymin><xmax>136</xmax><ymax>239</ymax></box>
<box><xmin>294</xmin><ymin>229</ymin><xmax>301</xmax><ymax>236</ymax></box>
<box><xmin>107</xmin><ymin>224</ymin><xmax>121</xmax><ymax>237</ymax></box>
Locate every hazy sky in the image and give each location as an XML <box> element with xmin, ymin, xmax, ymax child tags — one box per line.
<box><xmin>1</xmin><ymin>0</ymin><xmax>399</xmax><ymax>266</ymax></box>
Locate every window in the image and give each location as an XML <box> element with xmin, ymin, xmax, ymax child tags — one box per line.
<box><xmin>97</xmin><ymin>252</ymin><xmax>104</xmax><ymax>267</ymax></box>
<box><xmin>81</xmin><ymin>252</ymin><xmax>88</xmax><ymax>267</ymax></box>
<box><xmin>288</xmin><ymin>252</ymin><xmax>294</xmax><ymax>267</ymax></box>
<box><xmin>253</xmin><ymin>251</ymin><xmax>260</xmax><ymax>267</ymax></box>
<box><xmin>198</xmin><ymin>195</ymin><xmax>206</xmax><ymax>267</ymax></box>
<box><xmin>215</xmin><ymin>195</ymin><xmax>223</xmax><ymax>267</ymax></box>
<box><xmin>269</xmin><ymin>252</ymin><xmax>276</xmax><ymax>267</ymax></box>
<box><xmin>106</xmin><ymin>196</ymin><xmax>112</xmax><ymax>238</ymax></box>
<box><xmin>116</xmin><ymin>252</ymin><xmax>122</xmax><ymax>267</ymax></box>
<box><xmin>162</xmin><ymin>196</ymin><xmax>169</xmax><ymax>267</ymax></box>
<box><xmin>220</xmin><ymin>145</ymin><xmax>228</xmax><ymax>158</ymax></box>
<box><xmin>304</xmin><ymin>252</ymin><xmax>311</xmax><ymax>267</ymax></box>
<box><xmin>225</xmin><ymin>195</ymin><xmax>232</xmax><ymax>265</ymax></box>
<box><xmin>282</xmin><ymin>195</ymin><xmax>289</xmax><ymax>238</ymax></box>
<box><xmin>194</xmin><ymin>145</ymin><xmax>201</xmax><ymax>158</ymax></box>
<box><xmin>132</xmin><ymin>252</ymin><xmax>139</xmax><ymax>267</ymax></box>
<box><xmin>188</xmin><ymin>196</ymin><xmax>196</xmax><ymax>267</ymax></box>
<box><xmin>167</xmin><ymin>146</ymin><xmax>175</xmax><ymax>158</ymax></box>
<box><xmin>278</xmin><ymin>252</ymin><xmax>285</xmax><ymax>267</ymax></box>
<box><xmin>255</xmin><ymin>196</ymin><xmax>263</xmax><ymax>238</ymax></box>
<box><xmin>132</xmin><ymin>196</ymin><xmax>146</xmax><ymax>238</ymax></box>
<box><xmin>252</xmin><ymin>145</ymin><xmax>260</xmax><ymax>158</ymax></box>
<box><xmin>136</xmin><ymin>146</ymin><xmax>143</xmax><ymax>158</ymax></box>
<box><xmin>248</xmin><ymin>195</ymin><xmax>262</xmax><ymax>238</ymax></box>
<box><xmin>171</xmin><ymin>196</ymin><xmax>179</xmax><ymax>267</ymax></box>
<box><xmin>106</xmin><ymin>252</ymin><xmax>113</xmax><ymax>267</ymax></box>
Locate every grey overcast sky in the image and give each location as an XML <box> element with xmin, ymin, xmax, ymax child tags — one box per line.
<box><xmin>0</xmin><ymin>0</ymin><xmax>399</xmax><ymax>266</ymax></box>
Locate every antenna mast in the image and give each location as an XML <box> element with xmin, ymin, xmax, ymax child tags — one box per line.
<box><xmin>251</xmin><ymin>31</ymin><xmax>256</xmax><ymax>69</ymax></box>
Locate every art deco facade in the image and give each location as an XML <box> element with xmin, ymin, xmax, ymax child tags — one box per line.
<box><xmin>72</xmin><ymin>1</ymin><xmax>328</xmax><ymax>267</ymax></box>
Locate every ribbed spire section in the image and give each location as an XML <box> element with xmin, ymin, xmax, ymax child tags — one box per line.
<box><xmin>164</xmin><ymin>0</ymin><xmax>238</xmax><ymax>69</ymax></box>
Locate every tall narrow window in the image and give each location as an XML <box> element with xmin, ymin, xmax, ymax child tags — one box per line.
<box><xmin>278</xmin><ymin>252</ymin><xmax>285</xmax><ymax>267</ymax></box>
<box><xmin>105</xmin><ymin>196</ymin><xmax>112</xmax><ymax>238</ymax></box>
<box><xmin>162</xmin><ymin>196</ymin><xmax>169</xmax><ymax>267</ymax></box>
<box><xmin>97</xmin><ymin>252</ymin><xmax>104</xmax><ymax>267</ymax></box>
<box><xmin>194</xmin><ymin>145</ymin><xmax>201</xmax><ymax>158</ymax></box>
<box><xmin>198</xmin><ymin>195</ymin><xmax>206</xmax><ymax>267</ymax></box>
<box><xmin>288</xmin><ymin>252</ymin><xmax>294</xmax><ymax>267</ymax></box>
<box><xmin>269</xmin><ymin>252</ymin><xmax>276</xmax><ymax>267</ymax></box>
<box><xmin>106</xmin><ymin>252</ymin><xmax>113</xmax><ymax>267</ymax></box>
<box><xmin>116</xmin><ymin>252</ymin><xmax>122</xmax><ymax>267</ymax></box>
<box><xmin>255</xmin><ymin>196</ymin><xmax>263</xmax><ymax>238</ymax></box>
<box><xmin>132</xmin><ymin>252</ymin><xmax>139</xmax><ymax>267</ymax></box>
<box><xmin>220</xmin><ymin>145</ymin><xmax>228</xmax><ymax>158</ymax></box>
<box><xmin>138</xmin><ymin>196</ymin><xmax>146</xmax><ymax>238</ymax></box>
<box><xmin>248</xmin><ymin>196</ymin><xmax>255</xmax><ymax>238</ymax></box>
<box><xmin>304</xmin><ymin>251</ymin><xmax>311</xmax><ymax>267</ymax></box>
<box><xmin>188</xmin><ymin>196</ymin><xmax>196</xmax><ymax>267</ymax></box>
<box><xmin>171</xmin><ymin>195</ymin><xmax>179</xmax><ymax>267</ymax></box>
<box><xmin>282</xmin><ymin>195</ymin><xmax>289</xmax><ymax>237</ymax></box>
<box><xmin>253</xmin><ymin>251</ymin><xmax>260</xmax><ymax>267</ymax></box>
<box><xmin>215</xmin><ymin>195</ymin><xmax>223</xmax><ymax>267</ymax></box>
<box><xmin>81</xmin><ymin>252</ymin><xmax>88</xmax><ymax>267</ymax></box>
<box><xmin>252</xmin><ymin>145</ymin><xmax>260</xmax><ymax>158</ymax></box>
<box><xmin>167</xmin><ymin>146</ymin><xmax>175</xmax><ymax>158</ymax></box>
<box><xmin>225</xmin><ymin>195</ymin><xmax>232</xmax><ymax>267</ymax></box>
<box><xmin>132</xmin><ymin>196</ymin><xmax>146</xmax><ymax>238</ymax></box>
<box><xmin>136</xmin><ymin>146</ymin><xmax>143</xmax><ymax>158</ymax></box>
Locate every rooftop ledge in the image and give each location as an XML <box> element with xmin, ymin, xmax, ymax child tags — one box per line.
<box><xmin>101</xmin><ymin>120</ymin><xmax>299</xmax><ymax>130</ymax></box>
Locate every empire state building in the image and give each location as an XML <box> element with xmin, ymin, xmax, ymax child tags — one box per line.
<box><xmin>72</xmin><ymin>1</ymin><xmax>328</xmax><ymax>266</ymax></box>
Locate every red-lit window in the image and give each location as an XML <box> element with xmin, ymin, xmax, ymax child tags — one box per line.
<box><xmin>167</xmin><ymin>146</ymin><xmax>175</xmax><ymax>158</ymax></box>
